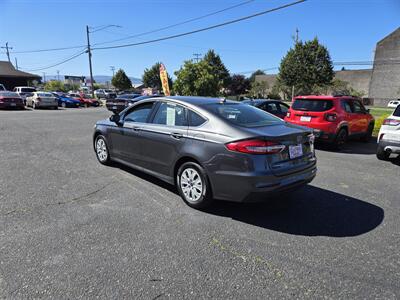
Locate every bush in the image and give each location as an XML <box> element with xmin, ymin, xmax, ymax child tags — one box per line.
<box><xmin>373</xmin><ymin>114</ymin><xmax>390</xmax><ymax>137</ymax></box>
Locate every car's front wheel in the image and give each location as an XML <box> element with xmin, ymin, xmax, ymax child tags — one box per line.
<box><xmin>95</xmin><ymin>135</ymin><xmax>111</xmax><ymax>165</ymax></box>
<box><xmin>177</xmin><ymin>162</ymin><xmax>213</xmax><ymax>209</ymax></box>
<box><xmin>333</xmin><ymin>128</ymin><xmax>348</xmax><ymax>150</ymax></box>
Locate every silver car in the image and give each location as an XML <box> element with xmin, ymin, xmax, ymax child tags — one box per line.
<box><xmin>93</xmin><ymin>96</ymin><xmax>317</xmax><ymax>209</ymax></box>
<box><xmin>26</xmin><ymin>92</ymin><xmax>58</xmax><ymax>109</ymax></box>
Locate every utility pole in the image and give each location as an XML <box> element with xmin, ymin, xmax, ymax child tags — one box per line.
<box><xmin>14</xmin><ymin>57</ymin><xmax>18</xmax><ymax>70</ymax></box>
<box><xmin>193</xmin><ymin>53</ymin><xmax>202</xmax><ymax>63</ymax></box>
<box><xmin>110</xmin><ymin>66</ymin><xmax>115</xmax><ymax>77</ymax></box>
<box><xmin>56</xmin><ymin>70</ymin><xmax>60</xmax><ymax>81</ymax></box>
<box><xmin>86</xmin><ymin>25</ymin><xmax>95</xmax><ymax>98</ymax></box>
<box><xmin>42</xmin><ymin>72</ymin><xmax>46</xmax><ymax>84</ymax></box>
<box><xmin>1</xmin><ymin>42</ymin><xmax>13</xmax><ymax>62</ymax></box>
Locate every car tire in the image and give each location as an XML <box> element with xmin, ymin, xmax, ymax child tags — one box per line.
<box><xmin>54</xmin><ymin>106</ymin><xmax>58</xmax><ymax>110</ymax></box>
<box><xmin>376</xmin><ymin>146</ymin><xmax>390</xmax><ymax>161</ymax></box>
<box><xmin>361</xmin><ymin>123</ymin><xmax>374</xmax><ymax>143</ymax></box>
<box><xmin>332</xmin><ymin>128</ymin><xmax>347</xmax><ymax>150</ymax></box>
<box><xmin>176</xmin><ymin>162</ymin><xmax>213</xmax><ymax>209</ymax></box>
<box><xmin>61</xmin><ymin>102</ymin><xmax>66</xmax><ymax>108</ymax></box>
<box><xmin>95</xmin><ymin>135</ymin><xmax>111</xmax><ymax>165</ymax></box>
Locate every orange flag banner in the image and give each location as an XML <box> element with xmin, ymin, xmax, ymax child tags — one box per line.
<box><xmin>159</xmin><ymin>63</ymin><xmax>171</xmax><ymax>96</ymax></box>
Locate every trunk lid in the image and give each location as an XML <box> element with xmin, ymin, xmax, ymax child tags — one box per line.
<box><xmin>242</xmin><ymin>123</ymin><xmax>316</xmax><ymax>176</ymax></box>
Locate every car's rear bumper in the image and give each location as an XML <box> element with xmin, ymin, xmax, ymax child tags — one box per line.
<box><xmin>208</xmin><ymin>164</ymin><xmax>317</xmax><ymax>203</ymax></box>
<box><xmin>378</xmin><ymin>139</ymin><xmax>400</xmax><ymax>154</ymax></box>
<box><xmin>0</xmin><ymin>103</ymin><xmax>24</xmax><ymax>109</ymax></box>
<box><xmin>285</xmin><ymin>120</ymin><xmax>337</xmax><ymax>142</ymax></box>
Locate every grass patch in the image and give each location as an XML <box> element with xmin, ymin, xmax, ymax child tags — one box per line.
<box><xmin>367</xmin><ymin>107</ymin><xmax>394</xmax><ymax>118</ymax></box>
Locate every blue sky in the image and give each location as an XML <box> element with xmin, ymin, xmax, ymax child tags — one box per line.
<box><xmin>1</xmin><ymin>0</ymin><xmax>399</xmax><ymax>79</ymax></box>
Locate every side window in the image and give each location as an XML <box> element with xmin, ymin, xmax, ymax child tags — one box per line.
<box><xmin>342</xmin><ymin>100</ymin><xmax>353</xmax><ymax>113</ymax></box>
<box><xmin>152</xmin><ymin>102</ymin><xmax>188</xmax><ymax>126</ymax></box>
<box><xmin>279</xmin><ymin>103</ymin><xmax>289</xmax><ymax>114</ymax></box>
<box><xmin>188</xmin><ymin>110</ymin><xmax>207</xmax><ymax>127</ymax></box>
<box><xmin>353</xmin><ymin>100</ymin><xmax>364</xmax><ymax>113</ymax></box>
<box><xmin>124</xmin><ymin>102</ymin><xmax>154</xmax><ymax>123</ymax></box>
<box><xmin>265</xmin><ymin>102</ymin><xmax>279</xmax><ymax>114</ymax></box>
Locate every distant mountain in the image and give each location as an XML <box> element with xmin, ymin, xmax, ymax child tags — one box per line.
<box><xmin>44</xmin><ymin>74</ymin><xmax>142</xmax><ymax>84</ymax></box>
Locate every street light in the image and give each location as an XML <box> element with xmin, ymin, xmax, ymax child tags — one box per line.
<box><xmin>86</xmin><ymin>24</ymin><xmax>122</xmax><ymax>98</ymax></box>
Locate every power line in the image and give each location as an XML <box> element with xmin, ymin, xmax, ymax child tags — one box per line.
<box><xmin>92</xmin><ymin>0</ymin><xmax>306</xmax><ymax>51</ymax></box>
<box><xmin>7</xmin><ymin>0</ymin><xmax>255</xmax><ymax>55</ymax></box>
<box><xmin>92</xmin><ymin>0</ymin><xmax>256</xmax><ymax>47</ymax></box>
<box><xmin>21</xmin><ymin>50</ymin><xmax>86</xmax><ymax>72</ymax></box>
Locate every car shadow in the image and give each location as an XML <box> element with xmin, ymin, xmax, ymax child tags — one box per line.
<box><xmin>388</xmin><ymin>156</ymin><xmax>400</xmax><ymax>166</ymax></box>
<box><xmin>316</xmin><ymin>138</ymin><xmax>378</xmax><ymax>155</ymax></box>
<box><xmin>111</xmin><ymin>162</ymin><xmax>384</xmax><ymax>238</ymax></box>
<box><xmin>204</xmin><ymin>185</ymin><xmax>384</xmax><ymax>237</ymax></box>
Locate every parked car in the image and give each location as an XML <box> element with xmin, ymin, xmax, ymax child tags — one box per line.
<box><xmin>242</xmin><ymin>99</ymin><xmax>290</xmax><ymax>119</ymax></box>
<box><xmin>0</xmin><ymin>84</ymin><xmax>6</xmax><ymax>91</ymax></box>
<box><xmin>105</xmin><ymin>94</ymin><xmax>143</xmax><ymax>113</ymax></box>
<box><xmin>285</xmin><ymin>95</ymin><xmax>375</xmax><ymax>148</ymax></box>
<box><xmin>68</xmin><ymin>92</ymin><xmax>99</xmax><ymax>107</ymax></box>
<box><xmin>26</xmin><ymin>92</ymin><xmax>58</xmax><ymax>109</ymax></box>
<box><xmin>13</xmin><ymin>86</ymin><xmax>37</xmax><ymax>104</ymax></box>
<box><xmin>0</xmin><ymin>91</ymin><xmax>24</xmax><ymax>109</ymax></box>
<box><xmin>94</xmin><ymin>89</ymin><xmax>117</xmax><ymax>99</ymax></box>
<box><xmin>376</xmin><ymin>104</ymin><xmax>400</xmax><ymax>160</ymax></box>
<box><xmin>93</xmin><ymin>96</ymin><xmax>316</xmax><ymax>209</ymax></box>
<box><xmin>387</xmin><ymin>100</ymin><xmax>400</xmax><ymax>108</ymax></box>
<box><xmin>51</xmin><ymin>93</ymin><xmax>81</xmax><ymax>108</ymax></box>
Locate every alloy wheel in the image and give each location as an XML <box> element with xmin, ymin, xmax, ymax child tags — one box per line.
<box><xmin>96</xmin><ymin>138</ymin><xmax>108</xmax><ymax>162</ymax></box>
<box><xmin>180</xmin><ymin>168</ymin><xmax>203</xmax><ymax>203</ymax></box>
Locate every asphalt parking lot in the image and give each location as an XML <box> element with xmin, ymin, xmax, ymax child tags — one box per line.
<box><xmin>0</xmin><ymin>107</ymin><xmax>399</xmax><ymax>299</ymax></box>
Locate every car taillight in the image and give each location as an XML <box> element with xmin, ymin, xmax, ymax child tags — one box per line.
<box><xmin>383</xmin><ymin>118</ymin><xmax>400</xmax><ymax>126</ymax></box>
<box><xmin>324</xmin><ymin>112</ymin><xmax>337</xmax><ymax>122</ymax></box>
<box><xmin>226</xmin><ymin>139</ymin><xmax>285</xmax><ymax>154</ymax></box>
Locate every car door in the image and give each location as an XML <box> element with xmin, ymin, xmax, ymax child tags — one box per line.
<box><xmin>352</xmin><ymin>100</ymin><xmax>369</xmax><ymax>133</ymax></box>
<box><xmin>341</xmin><ymin>99</ymin><xmax>357</xmax><ymax>135</ymax></box>
<box><xmin>138</xmin><ymin>101</ymin><xmax>189</xmax><ymax>178</ymax></box>
<box><xmin>108</xmin><ymin>101</ymin><xmax>156</xmax><ymax>166</ymax></box>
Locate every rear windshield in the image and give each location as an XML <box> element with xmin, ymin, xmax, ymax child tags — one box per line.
<box><xmin>394</xmin><ymin>105</ymin><xmax>400</xmax><ymax>117</ymax></box>
<box><xmin>0</xmin><ymin>92</ymin><xmax>19</xmax><ymax>97</ymax></box>
<box><xmin>202</xmin><ymin>103</ymin><xmax>281</xmax><ymax>128</ymax></box>
<box><xmin>292</xmin><ymin>99</ymin><xmax>333</xmax><ymax>112</ymax></box>
<box><xmin>21</xmin><ymin>88</ymin><xmax>36</xmax><ymax>93</ymax></box>
<box><xmin>38</xmin><ymin>92</ymin><xmax>53</xmax><ymax>97</ymax></box>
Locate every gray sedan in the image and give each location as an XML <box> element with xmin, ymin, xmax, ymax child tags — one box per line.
<box><xmin>93</xmin><ymin>96</ymin><xmax>317</xmax><ymax>209</ymax></box>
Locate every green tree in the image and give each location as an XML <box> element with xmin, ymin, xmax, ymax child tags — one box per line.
<box><xmin>44</xmin><ymin>80</ymin><xmax>66</xmax><ymax>92</ymax></box>
<box><xmin>142</xmin><ymin>62</ymin><xmax>173</xmax><ymax>91</ymax></box>
<box><xmin>111</xmin><ymin>69</ymin><xmax>132</xmax><ymax>90</ymax></box>
<box><xmin>248</xmin><ymin>69</ymin><xmax>266</xmax><ymax>83</ymax></box>
<box><xmin>174</xmin><ymin>60</ymin><xmax>221</xmax><ymax>96</ymax></box>
<box><xmin>278</xmin><ymin>37</ymin><xmax>334</xmax><ymax>96</ymax></box>
<box><xmin>226</xmin><ymin>74</ymin><xmax>250</xmax><ymax>96</ymax></box>
<box><xmin>203</xmin><ymin>49</ymin><xmax>230</xmax><ymax>86</ymax></box>
<box><xmin>248</xmin><ymin>80</ymin><xmax>269</xmax><ymax>98</ymax></box>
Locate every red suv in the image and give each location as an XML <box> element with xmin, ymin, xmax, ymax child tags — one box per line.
<box><xmin>285</xmin><ymin>95</ymin><xmax>375</xmax><ymax>148</ymax></box>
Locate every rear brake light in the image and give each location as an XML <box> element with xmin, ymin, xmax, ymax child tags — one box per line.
<box><xmin>226</xmin><ymin>139</ymin><xmax>285</xmax><ymax>154</ymax></box>
<box><xmin>324</xmin><ymin>112</ymin><xmax>337</xmax><ymax>122</ymax></box>
<box><xmin>383</xmin><ymin>119</ymin><xmax>400</xmax><ymax>126</ymax></box>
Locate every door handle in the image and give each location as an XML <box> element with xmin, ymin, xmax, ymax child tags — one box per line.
<box><xmin>171</xmin><ymin>133</ymin><xmax>183</xmax><ymax>139</ymax></box>
<box><xmin>132</xmin><ymin>127</ymin><xmax>141</xmax><ymax>132</ymax></box>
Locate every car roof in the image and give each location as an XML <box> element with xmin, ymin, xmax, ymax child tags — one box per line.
<box><xmin>161</xmin><ymin>96</ymin><xmax>238</xmax><ymax>106</ymax></box>
<box><xmin>294</xmin><ymin>95</ymin><xmax>357</xmax><ymax>100</ymax></box>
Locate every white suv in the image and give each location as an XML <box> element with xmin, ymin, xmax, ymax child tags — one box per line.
<box><xmin>377</xmin><ymin>105</ymin><xmax>400</xmax><ymax>160</ymax></box>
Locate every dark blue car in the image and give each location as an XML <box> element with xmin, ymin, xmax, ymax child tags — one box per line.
<box><xmin>52</xmin><ymin>93</ymin><xmax>81</xmax><ymax>108</ymax></box>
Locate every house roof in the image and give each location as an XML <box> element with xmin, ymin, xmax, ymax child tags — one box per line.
<box><xmin>0</xmin><ymin>61</ymin><xmax>40</xmax><ymax>78</ymax></box>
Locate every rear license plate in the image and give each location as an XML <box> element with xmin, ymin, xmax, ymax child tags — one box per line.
<box><xmin>10</xmin><ymin>103</ymin><xmax>16</xmax><ymax>106</ymax></box>
<box><xmin>289</xmin><ymin>144</ymin><xmax>303</xmax><ymax>159</ymax></box>
<box><xmin>300</xmin><ymin>116</ymin><xmax>311</xmax><ymax>122</ymax></box>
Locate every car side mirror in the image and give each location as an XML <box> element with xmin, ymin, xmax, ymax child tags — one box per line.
<box><xmin>110</xmin><ymin>114</ymin><xmax>122</xmax><ymax>125</ymax></box>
